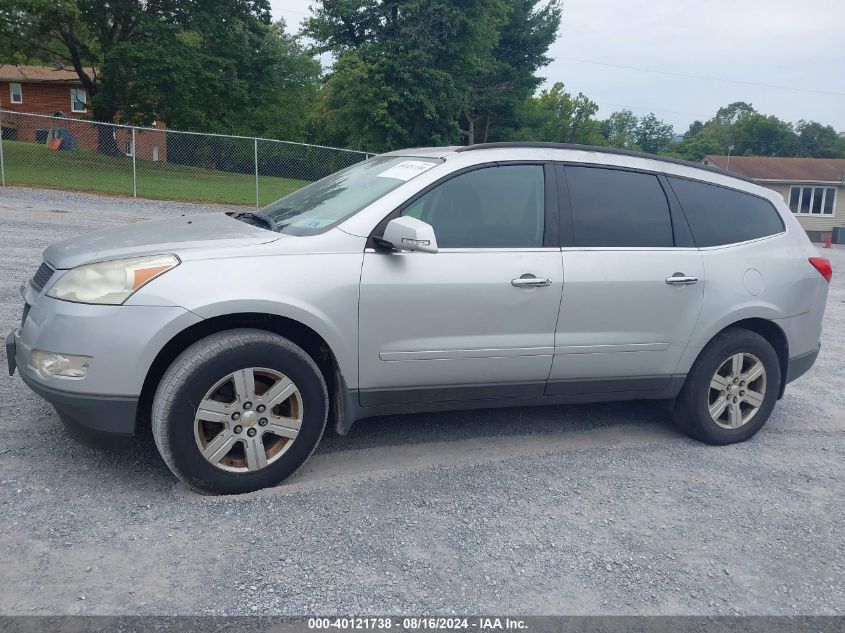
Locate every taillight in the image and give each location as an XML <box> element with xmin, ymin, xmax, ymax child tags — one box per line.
<box><xmin>809</xmin><ymin>257</ymin><xmax>832</xmax><ymax>283</ymax></box>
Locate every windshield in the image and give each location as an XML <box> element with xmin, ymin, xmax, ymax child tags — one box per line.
<box><xmin>259</xmin><ymin>156</ymin><xmax>442</xmax><ymax>235</ymax></box>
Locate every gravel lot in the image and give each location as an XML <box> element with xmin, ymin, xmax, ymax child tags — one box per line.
<box><xmin>1</xmin><ymin>186</ymin><xmax>844</xmax><ymax>616</ymax></box>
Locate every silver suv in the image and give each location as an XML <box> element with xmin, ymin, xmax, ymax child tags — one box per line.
<box><xmin>7</xmin><ymin>143</ymin><xmax>831</xmax><ymax>494</ymax></box>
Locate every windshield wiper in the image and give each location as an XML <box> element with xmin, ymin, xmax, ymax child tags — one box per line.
<box><xmin>231</xmin><ymin>212</ymin><xmax>277</xmax><ymax>232</ymax></box>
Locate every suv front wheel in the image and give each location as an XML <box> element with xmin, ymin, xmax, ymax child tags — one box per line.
<box><xmin>151</xmin><ymin>329</ymin><xmax>328</xmax><ymax>494</ymax></box>
<box><xmin>674</xmin><ymin>328</ymin><xmax>781</xmax><ymax>445</ymax></box>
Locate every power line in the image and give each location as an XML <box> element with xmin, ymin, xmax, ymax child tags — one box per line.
<box><xmin>593</xmin><ymin>100</ymin><xmax>709</xmax><ymax>118</ymax></box>
<box><xmin>275</xmin><ymin>6</ymin><xmax>308</xmax><ymax>15</ymax></box>
<box><xmin>556</xmin><ymin>56</ymin><xmax>845</xmax><ymax>97</ymax></box>
<box><xmin>269</xmin><ymin>15</ymin><xmax>844</xmax><ymax>99</ymax></box>
<box><xmin>274</xmin><ymin>7</ymin><xmax>309</xmax><ymax>20</ymax></box>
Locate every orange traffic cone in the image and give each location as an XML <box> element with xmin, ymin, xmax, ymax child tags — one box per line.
<box><xmin>823</xmin><ymin>234</ymin><xmax>832</xmax><ymax>248</ymax></box>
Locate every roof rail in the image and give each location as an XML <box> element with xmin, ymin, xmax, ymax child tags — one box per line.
<box><xmin>454</xmin><ymin>142</ymin><xmax>755</xmax><ymax>184</ymax></box>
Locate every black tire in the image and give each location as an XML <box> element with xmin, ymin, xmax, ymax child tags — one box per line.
<box><xmin>151</xmin><ymin>329</ymin><xmax>328</xmax><ymax>494</ymax></box>
<box><xmin>674</xmin><ymin>328</ymin><xmax>781</xmax><ymax>445</ymax></box>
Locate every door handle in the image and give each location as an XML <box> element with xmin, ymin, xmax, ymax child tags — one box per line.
<box><xmin>665</xmin><ymin>273</ymin><xmax>699</xmax><ymax>285</ymax></box>
<box><xmin>512</xmin><ymin>274</ymin><xmax>552</xmax><ymax>288</ymax></box>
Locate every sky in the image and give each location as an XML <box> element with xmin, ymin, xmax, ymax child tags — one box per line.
<box><xmin>269</xmin><ymin>0</ymin><xmax>845</xmax><ymax>134</ymax></box>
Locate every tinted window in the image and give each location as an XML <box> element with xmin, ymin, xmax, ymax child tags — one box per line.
<box><xmin>402</xmin><ymin>165</ymin><xmax>545</xmax><ymax>248</ymax></box>
<box><xmin>565</xmin><ymin>166</ymin><xmax>673</xmax><ymax>247</ymax></box>
<box><xmin>668</xmin><ymin>177</ymin><xmax>784</xmax><ymax>247</ymax></box>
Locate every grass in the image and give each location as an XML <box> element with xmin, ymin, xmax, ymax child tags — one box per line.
<box><xmin>0</xmin><ymin>140</ymin><xmax>310</xmax><ymax>206</ymax></box>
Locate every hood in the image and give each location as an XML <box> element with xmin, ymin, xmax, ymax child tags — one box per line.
<box><xmin>43</xmin><ymin>213</ymin><xmax>281</xmax><ymax>269</ymax></box>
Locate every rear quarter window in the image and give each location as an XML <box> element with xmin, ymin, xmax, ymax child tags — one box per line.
<box><xmin>668</xmin><ymin>177</ymin><xmax>784</xmax><ymax>247</ymax></box>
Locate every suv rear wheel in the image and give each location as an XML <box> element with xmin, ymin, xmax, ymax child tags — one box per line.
<box><xmin>674</xmin><ymin>328</ymin><xmax>781</xmax><ymax>445</ymax></box>
<box><xmin>152</xmin><ymin>329</ymin><xmax>328</xmax><ymax>494</ymax></box>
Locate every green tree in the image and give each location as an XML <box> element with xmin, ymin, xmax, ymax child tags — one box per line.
<box><xmin>5</xmin><ymin>1</ymin><xmax>193</xmax><ymax>150</ymax></box>
<box><xmin>109</xmin><ymin>19</ymin><xmax>321</xmax><ymax>140</ymax></box>
<box><xmin>601</xmin><ymin>109</ymin><xmax>640</xmax><ymax>149</ymax></box>
<box><xmin>670</xmin><ymin>101</ymin><xmax>754</xmax><ymax>158</ymax></box>
<box><xmin>635</xmin><ymin>112</ymin><xmax>674</xmax><ymax>154</ymax></box>
<box><xmin>0</xmin><ymin>2</ymin><xmax>62</xmax><ymax>64</ymax></box>
<box><xmin>306</xmin><ymin>0</ymin><xmax>502</xmax><ymax>150</ymax></box>
<box><xmin>732</xmin><ymin>111</ymin><xmax>796</xmax><ymax>156</ymax></box>
<box><xmin>794</xmin><ymin>120</ymin><xmax>845</xmax><ymax>158</ymax></box>
<box><xmin>712</xmin><ymin>101</ymin><xmax>756</xmax><ymax>126</ymax></box>
<box><xmin>464</xmin><ymin>0</ymin><xmax>562</xmax><ymax>144</ymax></box>
<box><xmin>309</xmin><ymin>48</ymin><xmax>460</xmax><ymax>151</ymax></box>
<box><xmin>598</xmin><ymin>110</ymin><xmax>675</xmax><ymax>154</ymax></box>
<box><xmin>509</xmin><ymin>82</ymin><xmax>603</xmax><ymax>144</ymax></box>
<box><xmin>2</xmin><ymin>1</ymin><xmax>319</xmax><ymax>149</ymax></box>
<box><xmin>305</xmin><ymin>0</ymin><xmax>560</xmax><ymax>150</ymax></box>
<box><xmin>684</xmin><ymin>120</ymin><xmax>705</xmax><ymax>139</ymax></box>
<box><xmin>661</xmin><ymin>130</ymin><xmax>723</xmax><ymax>162</ymax></box>
<box><xmin>664</xmin><ymin>101</ymin><xmax>845</xmax><ymax>161</ymax></box>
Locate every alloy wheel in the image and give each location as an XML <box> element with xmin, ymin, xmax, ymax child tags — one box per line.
<box><xmin>193</xmin><ymin>367</ymin><xmax>303</xmax><ymax>472</ymax></box>
<box><xmin>708</xmin><ymin>352</ymin><xmax>767</xmax><ymax>430</ymax></box>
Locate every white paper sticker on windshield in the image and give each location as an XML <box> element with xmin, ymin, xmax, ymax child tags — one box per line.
<box><xmin>377</xmin><ymin>160</ymin><xmax>435</xmax><ymax>181</ymax></box>
<box><xmin>290</xmin><ymin>218</ymin><xmax>334</xmax><ymax>229</ymax></box>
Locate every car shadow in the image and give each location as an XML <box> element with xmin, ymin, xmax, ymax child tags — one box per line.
<box><xmin>315</xmin><ymin>399</ymin><xmax>676</xmax><ymax>453</ymax></box>
<box><xmin>34</xmin><ymin>398</ymin><xmax>679</xmax><ymax>494</ymax></box>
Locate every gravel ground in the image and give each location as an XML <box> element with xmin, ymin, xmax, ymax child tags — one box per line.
<box><xmin>1</xmin><ymin>186</ymin><xmax>844</xmax><ymax>616</ymax></box>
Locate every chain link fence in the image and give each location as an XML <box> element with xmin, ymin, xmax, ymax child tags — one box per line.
<box><xmin>0</xmin><ymin>110</ymin><xmax>372</xmax><ymax>207</ymax></box>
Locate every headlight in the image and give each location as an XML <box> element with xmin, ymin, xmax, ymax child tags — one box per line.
<box><xmin>46</xmin><ymin>254</ymin><xmax>180</xmax><ymax>305</ymax></box>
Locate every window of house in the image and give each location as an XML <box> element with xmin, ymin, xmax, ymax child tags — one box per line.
<box><xmin>70</xmin><ymin>88</ymin><xmax>87</xmax><ymax>112</ymax></box>
<box><xmin>668</xmin><ymin>177</ymin><xmax>785</xmax><ymax>247</ymax></box>
<box><xmin>788</xmin><ymin>186</ymin><xmax>836</xmax><ymax>215</ymax></box>
<box><xmin>124</xmin><ymin>139</ymin><xmax>135</xmax><ymax>157</ymax></box>
<box><xmin>401</xmin><ymin>165</ymin><xmax>546</xmax><ymax>248</ymax></box>
<box><xmin>9</xmin><ymin>82</ymin><xmax>22</xmax><ymax>104</ymax></box>
<box><xmin>565</xmin><ymin>166</ymin><xmax>674</xmax><ymax>248</ymax></box>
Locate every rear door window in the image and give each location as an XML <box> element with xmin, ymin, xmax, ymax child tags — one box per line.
<box><xmin>667</xmin><ymin>177</ymin><xmax>784</xmax><ymax>247</ymax></box>
<box><xmin>564</xmin><ymin>166</ymin><xmax>674</xmax><ymax>247</ymax></box>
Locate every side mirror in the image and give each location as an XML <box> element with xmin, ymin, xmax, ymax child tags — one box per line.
<box><xmin>381</xmin><ymin>217</ymin><xmax>438</xmax><ymax>253</ymax></box>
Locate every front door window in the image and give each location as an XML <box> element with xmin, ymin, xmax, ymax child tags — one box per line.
<box><xmin>402</xmin><ymin>165</ymin><xmax>545</xmax><ymax>248</ymax></box>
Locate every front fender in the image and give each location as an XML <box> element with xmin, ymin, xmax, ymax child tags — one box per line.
<box><xmin>189</xmin><ymin>297</ymin><xmax>358</xmax><ymax>387</ymax></box>
<box><xmin>131</xmin><ymin>253</ymin><xmax>364</xmax><ymax>388</ymax></box>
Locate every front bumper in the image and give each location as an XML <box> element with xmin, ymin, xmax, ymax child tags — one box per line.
<box><xmin>10</xmin><ymin>330</ymin><xmax>138</xmax><ymax>441</ymax></box>
<box><xmin>6</xmin><ymin>329</ymin><xmax>16</xmax><ymax>376</ymax></box>
<box><xmin>19</xmin><ymin>364</ymin><xmax>138</xmax><ymax>441</ymax></box>
<box><xmin>11</xmin><ymin>280</ymin><xmax>202</xmax><ymax>438</ymax></box>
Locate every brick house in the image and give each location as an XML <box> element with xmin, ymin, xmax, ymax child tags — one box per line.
<box><xmin>704</xmin><ymin>155</ymin><xmax>845</xmax><ymax>242</ymax></box>
<box><xmin>0</xmin><ymin>64</ymin><xmax>166</xmax><ymax>162</ymax></box>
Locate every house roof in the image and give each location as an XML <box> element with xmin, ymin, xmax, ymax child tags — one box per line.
<box><xmin>705</xmin><ymin>155</ymin><xmax>845</xmax><ymax>183</ymax></box>
<box><xmin>0</xmin><ymin>64</ymin><xmax>93</xmax><ymax>83</ymax></box>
